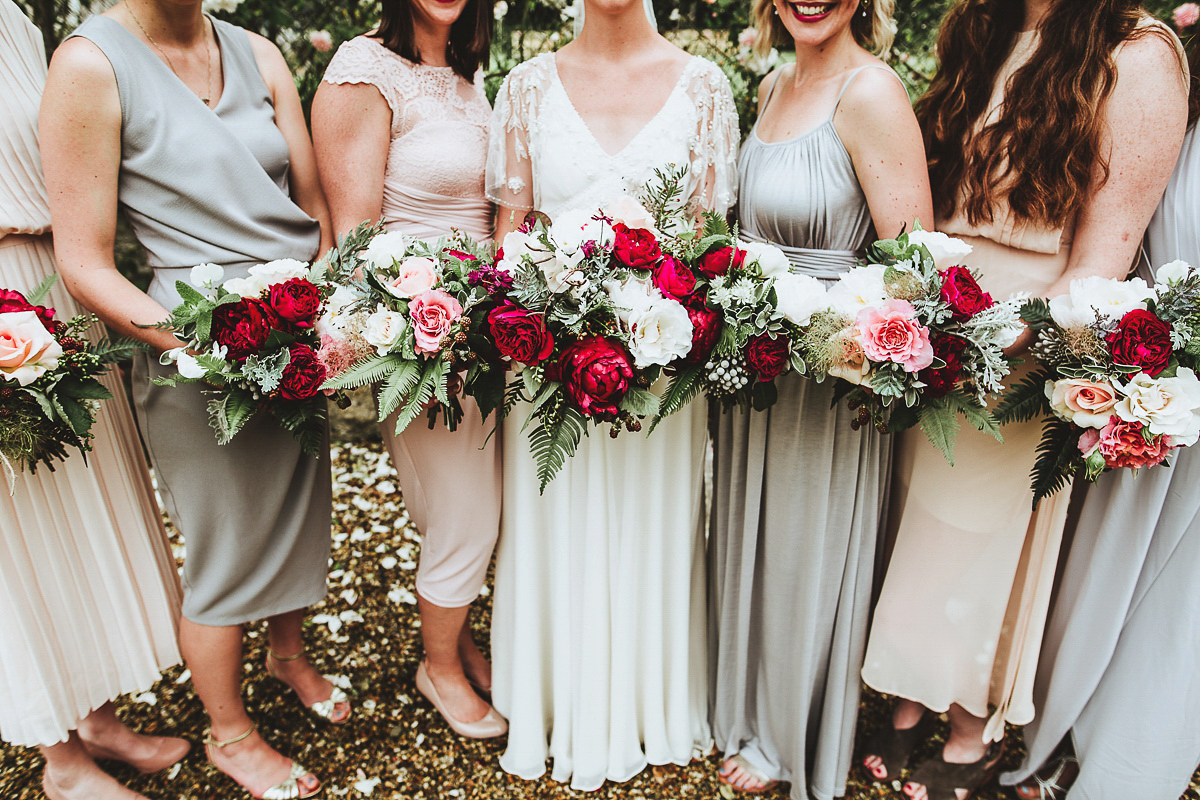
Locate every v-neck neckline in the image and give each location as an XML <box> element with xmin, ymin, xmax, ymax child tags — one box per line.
<box><xmin>549</xmin><ymin>53</ymin><xmax>693</xmax><ymax>159</ymax></box>
<box><xmin>105</xmin><ymin>13</ymin><xmax>229</xmax><ymax>113</ymax></box>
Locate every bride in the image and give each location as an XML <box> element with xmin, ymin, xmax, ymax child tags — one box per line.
<box><xmin>485</xmin><ymin>0</ymin><xmax>738</xmax><ymax>789</ymax></box>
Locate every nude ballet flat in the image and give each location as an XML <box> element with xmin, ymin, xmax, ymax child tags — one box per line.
<box><xmin>415</xmin><ymin>661</ymin><xmax>507</xmax><ymax>739</ymax></box>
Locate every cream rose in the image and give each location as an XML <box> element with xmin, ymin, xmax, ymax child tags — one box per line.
<box><xmin>362</xmin><ymin>231</ymin><xmax>413</xmax><ymax>271</ymax></box>
<box><xmin>1113</xmin><ymin>368</ymin><xmax>1200</xmax><ymax>446</ymax></box>
<box><xmin>624</xmin><ymin>298</ymin><xmax>694</xmax><ymax>368</ymax></box>
<box><xmin>0</xmin><ymin>310</ymin><xmax>63</xmax><ymax>386</ymax></box>
<box><xmin>362</xmin><ymin>307</ymin><xmax>409</xmax><ymax>355</ymax></box>
<box><xmin>384</xmin><ymin>257</ymin><xmax>439</xmax><ymax>299</ymax></box>
<box><xmin>1047</xmin><ymin>378</ymin><xmax>1120</xmax><ymax>429</ymax></box>
<box><xmin>773</xmin><ymin>272</ymin><xmax>828</xmax><ymax>327</ymax></box>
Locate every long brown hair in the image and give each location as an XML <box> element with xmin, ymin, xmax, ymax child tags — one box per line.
<box><xmin>917</xmin><ymin>0</ymin><xmax>1158</xmax><ymax>227</ymax></box>
<box><xmin>373</xmin><ymin>0</ymin><xmax>492</xmax><ymax>84</ymax></box>
<box><xmin>1188</xmin><ymin>32</ymin><xmax>1199</xmax><ymax>128</ymax></box>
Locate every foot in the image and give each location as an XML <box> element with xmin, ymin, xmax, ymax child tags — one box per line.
<box><xmin>1014</xmin><ymin>756</ymin><xmax>1079</xmax><ymax>800</ymax></box>
<box><xmin>717</xmin><ymin>755</ymin><xmax>779</xmax><ymax>793</ymax></box>
<box><xmin>423</xmin><ymin>659</ymin><xmax>491</xmax><ymax>723</ymax></box>
<box><xmin>78</xmin><ymin>725</ymin><xmax>190</xmax><ymax>774</ymax></box>
<box><xmin>205</xmin><ymin>726</ymin><xmax>319</xmax><ymax>799</ymax></box>
<box><xmin>267</xmin><ymin>651</ymin><xmax>351</xmax><ymax>723</ymax></box>
<box><xmin>43</xmin><ymin>760</ymin><xmax>149</xmax><ymax>800</ymax></box>
<box><xmin>862</xmin><ymin>702</ymin><xmax>926</xmax><ymax>781</ymax></box>
<box><xmin>903</xmin><ymin>738</ymin><xmax>1000</xmax><ymax>800</ymax></box>
<box><xmin>457</xmin><ymin>633</ymin><xmax>493</xmax><ymax>694</ymax></box>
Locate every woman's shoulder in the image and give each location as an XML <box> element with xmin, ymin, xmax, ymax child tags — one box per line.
<box><xmin>1116</xmin><ymin>16</ymin><xmax>1187</xmax><ymax>84</ymax></box>
<box><xmin>680</xmin><ymin>53</ymin><xmax>731</xmax><ymax>88</ymax></box>
<box><xmin>502</xmin><ymin>52</ymin><xmax>556</xmax><ymax>90</ymax></box>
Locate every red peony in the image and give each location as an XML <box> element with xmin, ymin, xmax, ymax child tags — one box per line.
<box><xmin>612</xmin><ymin>223</ymin><xmax>662</xmax><ymax>269</ymax></box>
<box><xmin>268</xmin><ymin>278</ymin><xmax>322</xmax><ymax>329</ymax></box>
<box><xmin>1107</xmin><ymin>308</ymin><xmax>1173</xmax><ymax>377</ymax></box>
<box><xmin>694</xmin><ymin>246</ymin><xmax>745</xmax><ymax>279</ymax></box>
<box><xmin>488</xmin><ymin>303</ymin><xmax>554</xmax><ymax>365</ymax></box>
<box><xmin>211</xmin><ymin>297</ymin><xmax>280</xmax><ymax>360</ymax></box>
<box><xmin>558</xmin><ymin>336</ymin><xmax>634</xmax><ymax>419</ymax></box>
<box><xmin>653</xmin><ymin>257</ymin><xmax>697</xmax><ymax>300</ymax></box>
<box><xmin>745</xmin><ymin>332</ymin><xmax>790</xmax><ymax>381</ymax></box>
<box><xmin>684</xmin><ymin>301</ymin><xmax>721</xmax><ymax>364</ymax></box>
<box><xmin>918</xmin><ymin>333</ymin><xmax>968</xmax><ymax>398</ymax></box>
<box><xmin>0</xmin><ymin>289</ymin><xmax>55</xmax><ymax>332</ymax></box>
<box><xmin>279</xmin><ymin>343</ymin><xmax>327</xmax><ymax>401</ymax></box>
<box><xmin>939</xmin><ymin>266</ymin><xmax>994</xmax><ymax>320</ymax></box>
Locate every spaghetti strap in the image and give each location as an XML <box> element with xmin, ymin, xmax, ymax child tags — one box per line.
<box><xmin>831</xmin><ymin>64</ymin><xmax>905</xmax><ymax>118</ymax></box>
<box><xmin>758</xmin><ymin>65</ymin><xmax>789</xmax><ymax>117</ymax></box>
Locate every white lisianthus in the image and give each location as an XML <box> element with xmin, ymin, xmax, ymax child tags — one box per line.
<box><xmin>362</xmin><ymin>306</ymin><xmax>409</xmax><ymax>356</ymax></box>
<box><xmin>603</xmin><ymin>196</ymin><xmax>659</xmax><ymax>235</ymax></box>
<box><xmin>190</xmin><ymin>263</ymin><xmax>224</xmax><ymax>288</ymax></box>
<box><xmin>740</xmin><ymin>239</ymin><xmax>791</xmax><ymax>277</ymax></box>
<box><xmin>1048</xmin><ymin>276</ymin><xmax>1155</xmax><ymax>329</ymax></box>
<box><xmin>1113</xmin><ymin>368</ymin><xmax>1200</xmax><ymax>446</ymax></box>
<box><xmin>498</xmin><ymin>230</ymin><xmax>546</xmax><ymax>274</ymax></box>
<box><xmin>220</xmin><ymin>277</ymin><xmax>254</xmax><ymax>297</ymax></box>
<box><xmin>1155</xmin><ymin>259</ymin><xmax>1193</xmax><ymax>287</ymax></box>
<box><xmin>603</xmin><ymin>276</ymin><xmax>658</xmax><ymax>323</ymax></box>
<box><xmin>249</xmin><ymin>259</ymin><xmax>309</xmax><ymax>289</ymax></box>
<box><xmin>549</xmin><ymin>208</ymin><xmax>613</xmax><ymax>254</ymax></box>
<box><xmin>362</xmin><ymin>231</ymin><xmax>413</xmax><ymax>270</ymax></box>
<box><xmin>624</xmin><ymin>298</ymin><xmax>694</xmax><ymax>368</ymax></box>
<box><xmin>826</xmin><ymin>265</ymin><xmax>888</xmax><ymax>315</ymax></box>
<box><xmin>176</xmin><ymin>351</ymin><xmax>208</xmax><ymax>380</ymax></box>
<box><xmin>907</xmin><ymin>229</ymin><xmax>973</xmax><ymax>270</ymax></box>
<box><xmin>543</xmin><ymin>249</ymin><xmax>588</xmax><ymax>295</ymax></box>
<box><xmin>774</xmin><ymin>272</ymin><xmax>828</xmax><ymax>327</ymax></box>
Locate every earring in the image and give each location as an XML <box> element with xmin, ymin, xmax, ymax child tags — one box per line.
<box><xmin>860</xmin><ymin>0</ymin><xmax>869</xmax><ymax>17</ymax></box>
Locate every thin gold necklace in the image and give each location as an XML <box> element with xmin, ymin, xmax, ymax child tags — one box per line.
<box><xmin>127</xmin><ymin>1</ymin><xmax>214</xmax><ymax>106</ymax></box>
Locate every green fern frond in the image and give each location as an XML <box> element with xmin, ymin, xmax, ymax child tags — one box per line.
<box><xmin>529</xmin><ymin>405</ymin><xmax>587</xmax><ymax>493</ymax></box>
<box><xmin>1030</xmin><ymin>416</ymin><xmax>1080</xmax><ymax>509</ymax></box>
<box><xmin>323</xmin><ymin>354</ymin><xmax>404</xmax><ymax>391</ymax></box>
<box><xmin>391</xmin><ymin>367</ymin><xmax>440</xmax><ymax>435</ymax></box>
<box><xmin>995</xmin><ymin>369</ymin><xmax>1054</xmax><ymax>425</ymax></box>
<box><xmin>24</xmin><ymin>274</ymin><xmax>58</xmax><ymax>306</ymax></box>
<box><xmin>650</xmin><ymin>365</ymin><xmax>705</xmax><ymax>433</ymax></box>
<box><xmin>375</xmin><ymin>361</ymin><xmax>423</xmax><ymax>421</ymax></box>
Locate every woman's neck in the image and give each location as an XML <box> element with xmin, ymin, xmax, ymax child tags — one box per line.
<box><xmin>413</xmin><ymin>18</ymin><xmax>452</xmax><ymax>66</ymax></box>
<box><xmin>790</xmin><ymin>27</ymin><xmax>861</xmax><ymax>86</ymax></box>
<box><xmin>572</xmin><ymin>2</ymin><xmax>659</xmax><ymax>60</ymax></box>
<box><xmin>123</xmin><ymin>0</ymin><xmax>206</xmax><ymax>45</ymax></box>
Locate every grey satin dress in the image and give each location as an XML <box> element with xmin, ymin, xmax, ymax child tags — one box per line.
<box><xmin>1001</xmin><ymin>127</ymin><xmax>1200</xmax><ymax>798</ymax></box>
<box><xmin>70</xmin><ymin>15</ymin><xmax>331</xmax><ymax>627</ymax></box>
<box><xmin>707</xmin><ymin>66</ymin><xmax>896</xmax><ymax>800</ymax></box>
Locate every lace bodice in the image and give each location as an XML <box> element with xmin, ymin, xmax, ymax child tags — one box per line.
<box><xmin>486</xmin><ymin>52</ymin><xmax>738</xmax><ymax>218</ymax></box>
<box><xmin>323</xmin><ymin>36</ymin><xmax>491</xmax><ymax>203</ymax></box>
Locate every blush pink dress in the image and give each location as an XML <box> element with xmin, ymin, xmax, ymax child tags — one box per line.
<box><xmin>322</xmin><ymin>36</ymin><xmax>499</xmax><ymax>608</ymax></box>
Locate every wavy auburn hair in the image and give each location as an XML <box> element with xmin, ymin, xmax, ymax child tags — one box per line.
<box><xmin>373</xmin><ymin>0</ymin><xmax>492</xmax><ymax>84</ymax></box>
<box><xmin>917</xmin><ymin>0</ymin><xmax>1165</xmax><ymax>227</ymax></box>
<box><xmin>1188</xmin><ymin>33</ymin><xmax>1199</xmax><ymax>128</ymax></box>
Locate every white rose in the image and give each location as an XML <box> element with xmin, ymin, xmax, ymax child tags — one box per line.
<box><xmin>826</xmin><ymin>265</ymin><xmax>888</xmax><ymax>315</ymax></box>
<box><xmin>1155</xmin><ymin>259</ymin><xmax>1193</xmax><ymax>287</ymax></box>
<box><xmin>773</xmin><ymin>272</ymin><xmax>828</xmax><ymax>327</ymax></box>
<box><xmin>362</xmin><ymin>231</ymin><xmax>413</xmax><ymax>270</ymax></box>
<box><xmin>603</xmin><ymin>276</ymin><xmax>658</xmax><ymax>323</ymax></box>
<box><xmin>740</xmin><ymin>239</ymin><xmax>791</xmax><ymax>277</ymax></box>
<box><xmin>603</xmin><ymin>196</ymin><xmax>659</xmax><ymax>234</ymax></box>
<box><xmin>362</xmin><ymin>307</ymin><xmax>409</xmax><ymax>355</ymax></box>
<box><xmin>0</xmin><ymin>310</ymin><xmax>62</xmax><ymax>386</ymax></box>
<box><xmin>190</xmin><ymin>263</ymin><xmax>224</xmax><ymax>288</ymax></box>
<box><xmin>499</xmin><ymin>230</ymin><xmax>550</xmax><ymax>273</ymax></box>
<box><xmin>176</xmin><ymin>351</ymin><xmax>208</xmax><ymax>380</ymax></box>
<box><xmin>550</xmin><ymin>208</ymin><xmax>613</xmax><ymax>254</ymax></box>
<box><xmin>247</xmin><ymin>258</ymin><xmax>310</xmax><ymax>291</ymax></box>
<box><xmin>625</xmin><ymin>298</ymin><xmax>694</xmax><ymax>368</ymax></box>
<box><xmin>1114</xmin><ymin>368</ymin><xmax>1200</xmax><ymax>446</ymax></box>
<box><xmin>1048</xmin><ymin>276</ymin><xmax>1155</xmax><ymax>329</ymax></box>
<box><xmin>542</xmin><ymin>249</ymin><xmax>588</xmax><ymax>294</ymax></box>
<box><xmin>220</xmin><ymin>277</ymin><xmax>254</xmax><ymax>297</ymax></box>
<box><xmin>907</xmin><ymin>229</ymin><xmax>973</xmax><ymax>270</ymax></box>
<box><xmin>1046</xmin><ymin>378</ymin><xmax>1120</xmax><ymax>429</ymax></box>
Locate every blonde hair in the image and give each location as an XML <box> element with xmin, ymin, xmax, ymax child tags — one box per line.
<box><xmin>753</xmin><ymin>0</ymin><xmax>897</xmax><ymax>57</ymax></box>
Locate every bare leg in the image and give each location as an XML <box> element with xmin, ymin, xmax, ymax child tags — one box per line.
<box><xmin>264</xmin><ymin>609</ymin><xmax>350</xmax><ymax>723</ymax></box>
<box><xmin>863</xmin><ymin>698</ymin><xmax>928</xmax><ymax>779</ymax></box>
<box><xmin>75</xmin><ymin>702</ymin><xmax>189</xmax><ymax>773</ymax></box>
<box><xmin>456</xmin><ymin>607</ymin><xmax>492</xmax><ymax>691</ymax></box>
<box><xmin>181</xmin><ymin>617</ymin><xmax>319</xmax><ymax>797</ymax></box>
<box><xmin>419</xmin><ymin>594</ymin><xmax>490</xmax><ymax>722</ymax></box>
<box><xmin>903</xmin><ymin>704</ymin><xmax>990</xmax><ymax>800</ymax></box>
<box><xmin>40</xmin><ymin>732</ymin><xmax>147</xmax><ymax>800</ymax></box>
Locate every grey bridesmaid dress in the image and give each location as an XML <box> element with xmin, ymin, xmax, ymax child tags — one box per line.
<box><xmin>70</xmin><ymin>15</ymin><xmax>331</xmax><ymax>627</ymax></box>
<box><xmin>1001</xmin><ymin>128</ymin><xmax>1200</xmax><ymax>798</ymax></box>
<box><xmin>707</xmin><ymin>66</ymin><xmax>896</xmax><ymax>800</ymax></box>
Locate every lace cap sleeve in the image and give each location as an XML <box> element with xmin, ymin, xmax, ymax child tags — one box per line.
<box><xmin>322</xmin><ymin>37</ymin><xmax>404</xmax><ymax>120</ymax></box>
<box><xmin>486</xmin><ymin>55</ymin><xmax>553</xmax><ymax>213</ymax></box>
<box><xmin>684</xmin><ymin>59</ymin><xmax>740</xmax><ymax>216</ymax></box>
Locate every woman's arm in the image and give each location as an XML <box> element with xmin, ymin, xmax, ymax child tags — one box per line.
<box><xmin>837</xmin><ymin>67</ymin><xmax>935</xmax><ymax>239</ymax></box>
<box><xmin>247</xmin><ymin>32</ymin><xmax>333</xmax><ymax>254</ymax></box>
<box><xmin>310</xmin><ymin>79</ymin><xmax>392</xmax><ymax>236</ymax></box>
<box><xmin>39</xmin><ymin>37</ymin><xmax>180</xmax><ymax>352</ymax></box>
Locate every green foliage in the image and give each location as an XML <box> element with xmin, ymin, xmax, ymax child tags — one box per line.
<box><xmin>1030</xmin><ymin>416</ymin><xmax>1081</xmax><ymax>509</ymax></box>
<box><xmin>528</xmin><ymin>402</ymin><xmax>587</xmax><ymax>494</ymax></box>
<box><xmin>995</xmin><ymin>367</ymin><xmax>1053</xmax><ymax>425</ymax></box>
<box><xmin>651</xmin><ymin>364</ymin><xmax>705</xmax><ymax>432</ymax></box>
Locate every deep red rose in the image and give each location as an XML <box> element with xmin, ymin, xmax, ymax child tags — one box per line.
<box><xmin>918</xmin><ymin>333</ymin><xmax>968</xmax><ymax>398</ymax></box>
<box><xmin>612</xmin><ymin>223</ymin><xmax>663</xmax><ymax>269</ymax></box>
<box><xmin>211</xmin><ymin>297</ymin><xmax>280</xmax><ymax>360</ymax></box>
<box><xmin>652</xmin><ymin>256</ymin><xmax>697</xmax><ymax>300</ymax></box>
<box><xmin>558</xmin><ymin>336</ymin><xmax>634</xmax><ymax>419</ymax></box>
<box><xmin>488</xmin><ymin>303</ymin><xmax>554</xmax><ymax>365</ymax></box>
<box><xmin>745</xmin><ymin>332</ymin><xmax>790</xmax><ymax>381</ymax></box>
<box><xmin>684</xmin><ymin>301</ymin><xmax>721</xmax><ymax>364</ymax></box>
<box><xmin>939</xmin><ymin>266</ymin><xmax>994</xmax><ymax>320</ymax></box>
<box><xmin>268</xmin><ymin>278</ymin><xmax>322</xmax><ymax>329</ymax></box>
<box><xmin>694</xmin><ymin>246</ymin><xmax>745</xmax><ymax>279</ymax></box>
<box><xmin>0</xmin><ymin>288</ymin><xmax>54</xmax><ymax>331</ymax></box>
<box><xmin>279</xmin><ymin>343</ymin><xmax>327</xmax><ymax>401</ymax></box>
<box><xmin>1107</xmin><ymin>308</ymin><xmax>1173</xmax><ymax>377</ymax></box>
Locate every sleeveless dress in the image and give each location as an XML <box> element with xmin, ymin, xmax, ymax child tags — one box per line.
<box><xmin>322</xmin><ymin>37</ymin><xmax>499</xmax><ymax>609</ymax></box>
<box><xmin>862</xmin><ymin>30</ymin><xmax>1074</xmax><ymax>741</ymax></box>
<box><xmin>485</xmin><ymin>52</ymin><xmax>738</xmax><ymax>790</ymax></box>
<box><xmin>0</xmin><ymin>0</ymin><xmax>181</xmax><ymax>748</ymax></box>
<box><xmin>1001</xmin><ymin>126</ymin><xmax>1200</xmax><ymax>799</ymax></box>
<box><xmin>71</xmin><ymin>15</ymin><xmax>331</xmax><ymax>627</ymax></box>
<box><xmin>709</xmin><ymin>65</ymin><xmax>898</xmax><ymax>800</ymax></box>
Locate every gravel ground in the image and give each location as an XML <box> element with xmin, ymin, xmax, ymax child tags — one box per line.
<box><xmin>1</xmin><ymin>433</ymin><xmax>1197</xmax><ymax>800</ymax></box>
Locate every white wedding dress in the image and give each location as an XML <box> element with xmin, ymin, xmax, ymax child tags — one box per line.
<box><xmin>485</xmin><ymin>51</ymin><xmax>738</xmax><ymax>790</ymax></box>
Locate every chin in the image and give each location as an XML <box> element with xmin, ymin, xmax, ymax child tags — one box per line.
<box><xmin>776</xmin><ymin>0</ymin><xmax>855</xmax><ymax>39</ymax></box>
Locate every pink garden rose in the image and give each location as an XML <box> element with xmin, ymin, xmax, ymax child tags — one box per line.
<box><xmin>409</xmin><ymin>289</ymin><xmax>463</xmax><ymax>355</ymax></box>
<box><xmin>0</xmin><ymin>309</ymin><xmax>63</xmax><ymax>386</ymax></box>
<box><xmin>1048</xmin><ymin>378</ymin><xmax>1120</xmax><ymax>429</ymax></box>
<box><xmin>855</xmin><ymin>299</ymin><xmax>934</xmax><ymax>372</ymax></box>
<box><xmin>1174</xmin><ymin>3</ymin><xmax>1199</xmax><ymax>29</ymax></box>
<box><xmin>385</xmin><ymin>257</ymin><xmax>439</xmax><ymax>299</ymax></box>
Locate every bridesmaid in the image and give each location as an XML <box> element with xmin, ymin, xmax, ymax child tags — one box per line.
<box><xmin>1001</xmin><ymin>30</ymin><xmax>1199</xmax><ymax>800</ymax></box>
<box><xmin>41</xmin><ymin>1</ymin><xmax>345</xmax><ymax>797</ymax></box>
<box><xmin>707</xmin><ymin>0</ymin><xmax>930</xmax><ymax>796</ymax></box>
<box><xmin>859</xmin><ymin>2</ymin><xmax>1187</xmax><ymax>799</ymax></box>
<box><xmin>0</xmin><ymin>2</ymin><xmax>187</xmax><ymax>797</ymax></box>
<box><xmin>310</xmin><ymin>0</ymin><xmax>505</xmax><ymax>738</ymax></box>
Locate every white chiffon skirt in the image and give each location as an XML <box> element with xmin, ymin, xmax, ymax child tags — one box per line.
<box><xmin>491</xmin><ymin>401</ymin><xmax>712</xmax><ymax>790</ymax></box>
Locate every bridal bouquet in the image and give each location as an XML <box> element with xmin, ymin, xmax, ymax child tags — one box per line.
<box><xmin>0</xmin><ymin>277</ymin><xmax>137</xmax><ymax>479</ymax></box>
<box><xmin>316</xmin><ymin>227</ymin><xmax>506</xmax><ymax>434</ymax></box>
<box><xmin>997</xmin><ymin>261</ymin><xmax>1200</xmax><ymax>506</ymax></box>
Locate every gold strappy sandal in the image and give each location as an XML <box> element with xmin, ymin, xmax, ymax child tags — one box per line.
<box><xmin>266</xmin><ymin>648</ymin><xmax>352</xmax><ymax>724</ymax></box>
<box><xmin>204</xmin><ymin>724</ymin><xmax>320</xmax><ymax>800</ymax></box>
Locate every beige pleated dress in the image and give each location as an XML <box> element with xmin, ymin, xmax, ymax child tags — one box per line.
<box><xmin>862</xmin><ymin>30</ymin><xmax>1072</xmax><ymax>742</ymax></box>
<box><xmin>0</xmin><ymin>0</ymin><xmax>182</xmax><ymax>748</ymax></box>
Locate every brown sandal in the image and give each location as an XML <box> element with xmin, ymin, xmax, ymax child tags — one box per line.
<box><xmin>904</xmin><ymin>740</ymin><xmax>1005</xmax><ymax>800</ymax></box>
<box><xmin>860</xmin><ymin>715</ymin><xmax>931</xmax><ymax>782</ymax></box>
